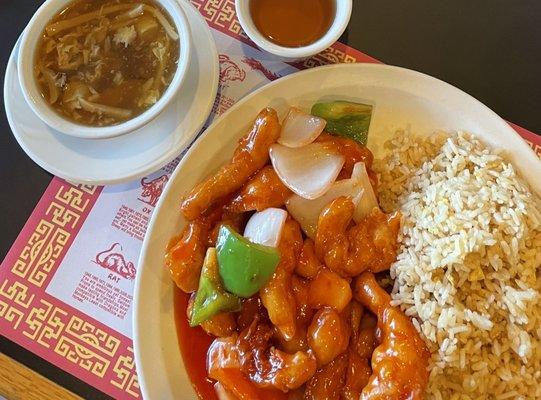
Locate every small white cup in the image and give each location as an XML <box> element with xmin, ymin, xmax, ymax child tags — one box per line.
<box><xmin>17</xmin><ymin>0</ymin><xmax>192</xmax><ymax>140</ymax></box>
<box><xmin>235</xmin><ymin>0</ymin><xmax>352</xmax><ymax>62</ymax></box>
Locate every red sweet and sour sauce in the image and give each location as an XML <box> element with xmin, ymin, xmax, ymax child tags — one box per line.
<box><xmin>249</xmin><ymin>0</ymin><xmax>335</xmax><ymax>48</ymax></box>
<box><xmin>174</xmin><ymin>289</ymin><xmax>218</xmax><ymax>400</ymax></box>
<box><xmin>175</xmin><ymin>289</ymin><xmax>290</xmax><ymax>400</ymax></box>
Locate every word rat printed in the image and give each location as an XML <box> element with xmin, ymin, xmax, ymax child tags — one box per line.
<box><xmin>93</xmin><ymin>243</ymin><xmax>136</xmax><ymax>280</ymax></box>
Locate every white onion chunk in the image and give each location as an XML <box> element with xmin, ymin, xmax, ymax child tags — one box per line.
<box><xmin>278</xmin><ymin>107</ymin><xmax>326</xmax><ymax>148</ymax></box>
<box><xmin>244</xmin><ymin>208</ymin><xmax>288</xmax><ymax>248</ymax></box>
<box><xmin>351</xmin><ymin>162</ymin><xmax>379</xmax><ymax>221</ymax></box>
<box><xmin>286</xmin><ymin>178</ymin><xmax>364</xmax><ymax>239</ymax></box>
<box><xmin>269</xmin><ymin>143</ymin><xmax>345</xmax><ymax>200</ymax></box>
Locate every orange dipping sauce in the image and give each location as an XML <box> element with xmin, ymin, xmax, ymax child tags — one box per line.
<box><xmin>250</xmin><ymin>0</ymin><xmax>335</xmax><ymax>48</ymax></box>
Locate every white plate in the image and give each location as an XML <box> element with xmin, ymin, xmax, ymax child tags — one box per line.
<box><xmin>3</xmin><ymin>0</ymin><xmax>218</xmax><ymax>185</ymax></box>
<box><xmin>133</xmin><ymin>63</ymin><xmax>541</xmax><ymax>399</ymax></box>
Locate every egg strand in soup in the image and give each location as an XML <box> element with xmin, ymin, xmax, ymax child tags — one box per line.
<box><xmin>34</xmin><ymin>0</ymin><xmax>180</xmax><ymax>127</ymax></box>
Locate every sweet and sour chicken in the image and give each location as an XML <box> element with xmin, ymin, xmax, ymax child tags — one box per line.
<box><xmin>166</xmin><ymin>106</ymin><xmax>430</xmax><ymax>399</ymax></box>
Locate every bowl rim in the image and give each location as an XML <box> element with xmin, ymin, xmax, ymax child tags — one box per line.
<box><xmin>235</xmin><ymin>0</ymin><xmax>352</xmax><ymax>60</ymax></box>
<box><xmin>133</xmin><ymin>63</ymin><xmax>541</xmax><ymax>399</ymax></box>
<box><xmin>17</xmin><ymin>0</ymin><xmax>192</xmax><ymax>140</ymax></box>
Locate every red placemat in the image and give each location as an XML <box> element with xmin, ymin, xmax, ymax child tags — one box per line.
<box><xmin>1</xmin><ymin>1</ymin><xmax>539</xmax><ymax>398</ymax></box>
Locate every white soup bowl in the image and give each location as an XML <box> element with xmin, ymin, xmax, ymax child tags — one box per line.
<box><xmin>17</xmin><ymin>0</ymin><xmax>192</xmax><ymax>139</ymax></box>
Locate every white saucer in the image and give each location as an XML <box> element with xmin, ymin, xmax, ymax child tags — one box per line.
<box><xmin>4</xmin><ymin>0</ymin><xmax>218</xmax><ymax>185</ymax></box>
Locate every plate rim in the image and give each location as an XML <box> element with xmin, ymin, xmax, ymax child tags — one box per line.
<box><xmin>133</xmin><ymin>61</ymin><xmax>541</xmax><ymax>399</ymax></box>
<box><xmin>3</xmin><ymin>0</ymin><xmax>219</xmax><ymax>185</ymax></box>
<box><xmin>140</xmin><ymin>62</ymin><xmax>540</xmax><ymax>196</ymax></box>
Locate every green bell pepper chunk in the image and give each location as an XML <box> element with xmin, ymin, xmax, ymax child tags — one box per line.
<box><xmin>311</xmin><ymin>100</ymin><xmax>373</xmax><ymax>145</ymax></box>
<box><xmin>216</xmin><ymin>225</ymin><xmax>280</xmax><ymax>298</ymax></box>
<box><xmin>190</xmin><ymin>247</ymin><xmax>241</xmax><ymax>327</ymax></box>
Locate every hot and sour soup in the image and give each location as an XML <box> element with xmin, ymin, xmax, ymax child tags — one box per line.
<box><xmin>34</xmin><ymin>0</ymin><xmax>180</xmax><ymax>127</ymax></box>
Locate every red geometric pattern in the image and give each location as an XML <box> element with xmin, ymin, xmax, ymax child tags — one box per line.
<box><xmin>191</xmin><ymin>0</ymin><xmax>246</xmax><ymax>38</ymax></box>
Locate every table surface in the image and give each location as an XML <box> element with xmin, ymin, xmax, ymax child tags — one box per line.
<box><xmin>1</xmin><ymin>0</ymin><xmax>541</xmax><ymax>398</ymax></box>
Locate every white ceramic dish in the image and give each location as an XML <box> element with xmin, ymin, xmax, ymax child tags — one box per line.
<box><xmin>133</xmin><ymin>63</ymin><xmax>541</xmax><ymax>399</ymax></box>
<box><xmin>18</xmin><ymin>0</ymin><xmax>192</xmax><ymax>139</ymax></box>
<box><xmin>235</xmin><ymin>0</ymin><xmax>352</xmax><ymax>61</ymax></box>
<box><xmin>4</xmin><ymin>0</ymin><xmax>218</xmax><ymax>185</ymax></box>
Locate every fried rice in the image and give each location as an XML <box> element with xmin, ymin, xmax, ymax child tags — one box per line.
<box><xmin>375</xmin><ymin>131</ymin><xmax>541</xmax><ymax>399</ymax></box>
